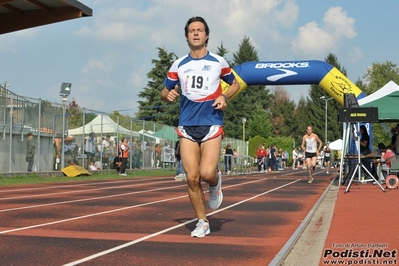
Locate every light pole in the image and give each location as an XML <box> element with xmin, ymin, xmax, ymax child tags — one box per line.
<box><xmin>242</xmin><ymin>117</ymin><xmax>246</xmax><ymax>141</ymax></box>
<box><xmin>60</xmin><ymin>83</ymin><xmax>72</xmax><ymax>169</ymax></box>
<box><xmin>320</xmin><ymin>96</ymin><xmax>333</xmax><ymax>142</ymax></box>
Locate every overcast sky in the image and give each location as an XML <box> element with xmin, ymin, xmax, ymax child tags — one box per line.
<box><xmin>1</xmin><ymin>0</ymin><xmax>398</xmax><ymax>116</ymax></box>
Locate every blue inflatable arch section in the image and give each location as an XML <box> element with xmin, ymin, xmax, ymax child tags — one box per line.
<box><xmin>222</xmin><ymin>60</ymin><xmax>366</xmax><ymax>105</ymax></box>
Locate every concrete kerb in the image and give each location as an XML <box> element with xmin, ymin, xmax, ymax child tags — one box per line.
<box><xmin>269</xmin><ymin>180</ymin><xmax>336</xmax><ymax>266</ymax></box>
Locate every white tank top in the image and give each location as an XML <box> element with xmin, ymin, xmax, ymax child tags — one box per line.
<box><xmin>305</xmin><ymin>136</ymin><xmax>317</xmax><ymax>153</ymax></box>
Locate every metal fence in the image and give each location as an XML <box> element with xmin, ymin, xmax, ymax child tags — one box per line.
<box><xmin>0</xmin><ymin>86</ymin><xmax>64</xmax><ymax>173</ymax></box>
<box><xmin>0</xmin><ymin>86</ymin><xmax>250</xmax><ymax>173</ymax></box>
<box><xmin>218</xmin><ymin>154</ymin><xmax>255</xmax><ymax>175</ymax></box>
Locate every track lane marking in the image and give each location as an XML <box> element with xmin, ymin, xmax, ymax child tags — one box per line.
<box><xmin>0</xmin><ymin>176</ymin><xmax>235</xmax><ymax>212</ymax></box>
<box><xmin>0</xmin><ymin>179</ymin><xmax>179</xmax><ymax>201</ymax></box>
<box><xmin>0</xmin><ymin>177</ymin><xmax>269</xmax><ymax>234</ymax></box>
<box><xmin>0</xmin><ymin>183</ymin><xmax>187</xmax><ymax>213</ymax></box>
<box><xmin>62</xmin><ymin>179</ymin><xmax>301</xmax><ymax>266</ymax></box>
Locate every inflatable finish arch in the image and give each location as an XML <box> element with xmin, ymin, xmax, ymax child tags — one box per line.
<box><xmin>222</xmin><ymin>60</ymin><xmax>366</xmax><ymax>105</ymax></box>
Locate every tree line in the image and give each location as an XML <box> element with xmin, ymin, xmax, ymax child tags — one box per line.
<box><xmin>68</xmin><ymin>37</ymin><xmax>399</xmax><ymax>157</ymax></box>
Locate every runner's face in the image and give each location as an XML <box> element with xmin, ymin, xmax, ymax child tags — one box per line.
<box><xmin>186</xmin><ymin>21</ymin><xmax>208</xmax><ymax>48</ymax></box>
<box><xmin>306</xmin><ymin>127</ymin><xmax>312</xmax><ymax>135</ymax></box>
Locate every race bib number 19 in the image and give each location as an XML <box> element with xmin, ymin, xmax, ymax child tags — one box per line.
<box><xmin>186</xmin><ymin>75</ymin><xmax>212</xmax><ymax>96</ymax></box>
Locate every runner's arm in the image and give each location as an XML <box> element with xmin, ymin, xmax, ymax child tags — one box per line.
<box><xmin>301</xmin><ymin>136</ymin><xmax>306</xmax><ymax>152</ymax></box>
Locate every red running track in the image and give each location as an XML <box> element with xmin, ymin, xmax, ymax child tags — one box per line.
<box><xmin>320</xmin><ymin>182</ymin><xmax>399</xmax><ymax>266</ymax></box>
<box><xmin>0</xmin><ymin>169</ymin><xmax>332</xmax><ymax>266</ymax></box>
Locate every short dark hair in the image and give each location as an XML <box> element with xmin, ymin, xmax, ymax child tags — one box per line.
<box><xmin>27</xmin><ymin>132</ymin><xmax>33</xmax><ymax>137</ymax></box>
<box><xmin>378</xmin><ymin>143</ymin><xmax>386</xmax><ymax>150</ymax></box>
<box><xmin>184</xmin><ymin>16</ymin><xmax>210</xmax><ymax>47</ymax></box>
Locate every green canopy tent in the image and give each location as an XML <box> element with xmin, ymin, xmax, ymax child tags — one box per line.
<box><xmin>337</xmin><ymin>81</ymin><xmax>399</xmax><ymax>189</ymax></box>
<box><xmin>154</xmin><ymin>126</ymin><xmax>178</xmax><ymax>142</ymax></box>
<box><xmin>358</xmin><ymin>81</ymin><xmax>399</xmax><ymax>122</ymax></box>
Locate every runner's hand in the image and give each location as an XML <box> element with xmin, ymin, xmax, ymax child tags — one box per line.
<box><xmin>213</xmin><ymin>95</ymin><xmax>227</xmax><ymax>110</ymax></box>
<box><xmin>166</xmin><ymin>85</ymin><xmax>180</xmax><ymax>102</ymax></box>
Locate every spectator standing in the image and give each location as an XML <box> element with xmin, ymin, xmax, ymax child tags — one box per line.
<box><xmin>101</xmin><ymin>135</ymin><xmax>111</xmax><ymax>168</ymax></box>
<box><xmin>119</xmin><ymin>138</ymin><xmax>129</xmax><ymax>176</ymax></box>
<box><xmin>65</xmin><ymin>136</ymin><xmax>79</xmax><ymax>165</ymax></box>
<box><xmin>175</xmin><ymin>140</ymin><xmax>185</xmax><ymax>179</ymax></box>
<box><xmin>394</xmin><ymin>124</ymin><xmax>399</xmax><ymax>154</ymax></box>
<box><xmin>84</xmin><ymin>132</ymin><xmax>96</xmax><ymax>167</ymax></box>
<box><xmin>269</xmin><ymin>144</ymin><xmax>278</xmax><ymax>172</ymax></box>
<box><xmin>224</xmin><ymin>143</ymin><xmax>234</xmax><ymax>175</ymax></box>
<box><xmin>233</xmin><ymin>149</ymin><xmax>238</xmax><ymax>166</ymax></box>
<box><xmin>277</xmin><ymin>148</ymin><xmax>284</xmax><ymax>170</ymax></box>
<box><xmin>292</xmin><ymin>147</ymin><xmax>298</xmax><ymax>169</ymax></box>
<box><xmin>155</xmin><ymin>143</ymin><xmax>162</xmax><ymax>168</ymax></box>
<box><xmin>390</xmin><ymin>127</ymin><xmax>397</xmax><ymax>153</ymax></box>
<box><xmin>132</xmin><ymin>138</ymin><xmax>140</xmax><ymax>169</ymax></box>
<box><xmin>264</xmin><ymin>145</ymin><xmax>270</xmax><ymax>172</ymax></box>
<box><xmin>26</xmin><ymin>132</ymin><xmax>36</xmax><ymax>171</ymax></box>
<box><xmin>256</xmin><ymin>144</ymin><xmax>267</xmax><ymax>172</ymax></box>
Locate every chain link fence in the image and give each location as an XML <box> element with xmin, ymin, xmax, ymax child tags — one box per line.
<box><xmin>0</xmin><ymin>86</ymin><xmax>251</xmax><ymax>173</ymax></box>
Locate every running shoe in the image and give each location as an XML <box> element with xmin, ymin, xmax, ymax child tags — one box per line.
<box><xmin>308</xmin><ymin>177</ymin><xmax>314</xmax><ymax>184</ymax></box>
<box><xmin>191</xmin><ymin>219</ymin><xmax>210</xmax><ymax>238</ymax></box>
<box><xmin>326</xmin><ymin>171</ymin><xmax>329</xmax><ymax>174</ymax></box>
<box><xmin>208</xmin><ymin>172</ymin><xmax>223</xmax><ymax>210</ymax></box>
<box><xmin>119</xmin><ymin>173</ymin><xmax>127</xmax><ymax>176</ymax></box>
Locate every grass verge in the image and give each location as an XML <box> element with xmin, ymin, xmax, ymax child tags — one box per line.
<box><xmin>0</xmin><ymin>168</ymin><xmax>176</xmax><ymax>187</ymax></box>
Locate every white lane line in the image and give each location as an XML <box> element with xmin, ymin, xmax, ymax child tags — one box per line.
<box><xmin>0</xmin><ymin>177</ymin><xmax>268</xmax><ymax>234</ymax></box>
<box><xmin>0</xmin><ymin>194</ymin><xmax>188</xmax><ymax>235</ymax></box>
<box><xmin>0</xmin><ymin>183</ymin><xmax>188</xmax><ymax>213</ymax></box>
<box><xmin>0</xmin><ymin>176</ymin><xmax>234</xmax><ymax>212</ymax></box>
<box><xmin>0</xmin><ymin>179</ymin><xmax>177</xmax><ymax>201</ymax></box>
<box><xmin>62</xmin><ymin>178</ymin><xmax>300</xmax><ymax>266</ymax></box>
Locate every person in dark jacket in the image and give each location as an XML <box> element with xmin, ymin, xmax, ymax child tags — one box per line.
<box><xmin>26</xmin><ymin>132</ymin><xmax>36</xmax><ymax>171</ymax></box>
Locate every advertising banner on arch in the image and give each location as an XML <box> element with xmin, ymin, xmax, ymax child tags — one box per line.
<box><xmin>222</xmin><ymin>60</ymin><xmax>366</xmax><ymax>106</ymax></box>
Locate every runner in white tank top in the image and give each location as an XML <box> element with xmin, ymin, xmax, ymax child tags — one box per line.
<box><xmin>301</xmin><ymin>125</ymin><xmax>323</xmax><ymax>183</ymax></box>
<box><xmin>305</xmin><ymin>137</ymin><xmax>318</xmax><ymax>153</ymax></box>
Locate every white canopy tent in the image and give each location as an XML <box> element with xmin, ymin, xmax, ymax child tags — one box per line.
<box><xmin>328</xmin><ymin>139</ymin><xmax>343</xmax><ymax>151</ymax></box>
<box><xmin>66</xmin><ymin>115</ymin><xmax>137</xmax><ymax>169</ymax></box>
<box><xmin>68</xmin><ymin>114</ymin><xmax>135</xmax><ymax>137</ymax></box>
